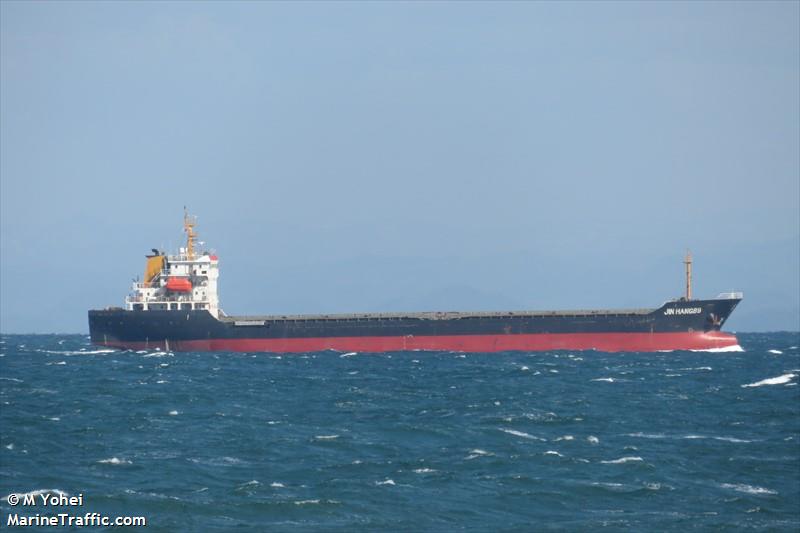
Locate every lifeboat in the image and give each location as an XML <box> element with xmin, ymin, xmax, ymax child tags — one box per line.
<box><xmin>166</xmin><ymin>277</ymin><xmax>192</xmax><ymax>292</ymax></box>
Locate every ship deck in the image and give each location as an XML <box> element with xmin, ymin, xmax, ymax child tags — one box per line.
<box><xmin>220</xmin><ymin>307</ymin><xmax>655</xmax><ymax>323</ymax></box>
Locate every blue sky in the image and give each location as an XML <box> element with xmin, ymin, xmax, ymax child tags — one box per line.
<box><xmin>1</xmin><ymin>1</ymin><xmax>798</xmax><ymax>333</ymax></box>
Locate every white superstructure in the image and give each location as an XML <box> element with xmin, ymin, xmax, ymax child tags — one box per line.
<box><xmin>124</xmin><ymin>211</ymin><xmax>220</xmax><ymax>317</ymax></box>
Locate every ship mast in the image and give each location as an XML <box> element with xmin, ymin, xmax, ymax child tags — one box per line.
<box><xmin>683</xmin><ymin>250</ymin><xmax>693</xmax><ymax>300</ymax></box>
<box><xmin>183</xmin><ymin>207</ymin><xmax>197</xmax><ymax>260</ymax></box>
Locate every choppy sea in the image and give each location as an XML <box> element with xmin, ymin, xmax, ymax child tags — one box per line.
<box><xmin>1</xmin><ymin>332</ymin><xmax>799</xmax><ymax>531</ymax></box>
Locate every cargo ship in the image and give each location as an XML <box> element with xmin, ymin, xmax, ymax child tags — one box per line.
<box><xmin>88</xmin><ymin>212</ymin><xmax>743</xmax><ymax>353</ymax></box>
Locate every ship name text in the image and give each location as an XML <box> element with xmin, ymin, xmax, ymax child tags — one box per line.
<box><xmin>663</xmin><ymin>307</ymin><xmax>702</xmax><ymax>316</ymax></box>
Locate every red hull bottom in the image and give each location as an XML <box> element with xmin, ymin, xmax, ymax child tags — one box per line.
<box><xmin>98</xmin><ymin>331</ymin><xmax>740</xmax><ymax>353</ymax></box>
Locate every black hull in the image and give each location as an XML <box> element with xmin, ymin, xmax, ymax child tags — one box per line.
<box><xmin>88</xmin><ymin>298</ymin><xmax>741</xmax><ymax>353</ymax></box>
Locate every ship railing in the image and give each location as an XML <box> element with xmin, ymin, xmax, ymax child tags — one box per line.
<box><xmin>715</xmin><ymin>292</ymin><xmax>744</xmax><ymax>300</ymax></box>
<box><xmin>126</xmin><ymin>294</ymin><xmax>204</xmax><ymax>304</ymax></box>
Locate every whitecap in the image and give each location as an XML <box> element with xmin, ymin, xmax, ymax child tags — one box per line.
<box><xmin>690</xmin><ymin>345</ymin><xmax>744</xmax><ymax>353</ymax></box>
<box><xmin>340</xmin><ymin>352</ymin><xmax>357</xmax><ymax>358</ymax></box>
<box><xmin>376</xmin><ymin>479</ymin><xmax>395</xmax><ymax>486</ymax></box>
<box><xmin>348</xmin><ymin>371</ymin><xmax>359</xmax><ymax>375</ymax></box>
<box><xmin>555</xmin><ymin>435</ymin><xmax>574</xmax><ymax>441</ymax></box>
<box><xmin>156</xmin><ymin>380</ymin><xmax>168</xmax><ymax>384</ymax></box>
<box><xmin>60</xmin><ymin>349</ymin><xmax>116</xmax><ymax>355</ymax></box>
<box><xmin>683</xmin><ymin>435</ymin><xmax>753</xmax><ymax>443</ymax></box>
<box><xmin>625</xmin><ymin>432</ymin><xmax>666</xmax><ymax>439</ymax></box>
<box><xmin>413</xmin><ymin>468</ymin><xmax>436</xmax><ymax>473</ymax></box>
<box><xmin>0</xmin><ymin>377</ymin><xmax>23</xmax><ymax>383</ymax></box>
<box><xmin>48</xmin><ymin>417</ymin><xmax>60</xmax><ymax>421</ymax></box>
<box><xmin>591</xmin><ymin>377</ymin><xmax>615</xmax><ymax>382</ymax></box>
<box><xmin>587</xmin><ymin>436</ymin><xmax>600</xmax><ymax>444</ymax></box>
<box><xmin>7</xmin><ymin>489</ymin><xmax>69</xmax><ymax>503</ymax></box>
<box><xmin>294</xmin><ymin>499</ymin><xmax>321</xmax><ymax>505</ymax></box>
<box><xmin>98</xmin><ymin>457</ymin><xmax>131</xmax><ymax>465</ymax></box>
<box><xmin>168</xmin><ymin>410</ymin><xmax>179</xmax><ymax>416</ymax></box>
<box><xmin>499</xmin><ymin>428</ymin><xmax>546</xmax><ymax>441</ymax></box>
<box><xmin>466</xmin><ymin>449</ymin><xmax>493</xmax><ymax>460</ymax></box>
<box><xmin>720</xmin><ymin>483</ymin><xmax>777</xmax><ymax>495</ymax></box>
<box><xmin>544</xmin><ymin>450</ymin><xmax>563</xmax><ymax>457</ymax></box>
<box><xmin>600</xmin><ymin>456</ymin><xmax>643</xmax><ymax>464</ymax></box>
<box><xmin>742</xmin><ymin>373</ymin><xmax>796</xmax><ymax>388</ymax></box>
<box><xmin>314</xmin><ymin>435</ymin><xmax>339</xmax><ymax>441</ymax></box>
<box><xmin>5</xmin><ymin>443</ymin><xmax>13</xmax><ymax>450</ymax></box>
<box><xmin>626</xmin><ymin>432</ymin><xmax>752</xmax><ymax>443</ymax></box>
<box><xmin>270</xmin><ymin>482</ymin><xmax>285</xmax><ymax>488</ymax></box>
<box><xmin>768</xmin><ymin>349</ymin><xmax>783</xmax><ymax>354</ymax></box>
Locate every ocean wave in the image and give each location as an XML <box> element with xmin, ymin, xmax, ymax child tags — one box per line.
<box><xmin>314</xmin><ymin>435</ymin><xmax>339</xmax><ymax>440</ymax></box>
<box><xmin>6</xmin><ymin>489</ymin><xmax>68</xmax><ymax>503</ymax></box>
<box><xmin>600</xmin><ymin>456</ymin><xmax>644</xmax><ymax>464</ymax></box>
<box><xmin>40</xmin><ymin>349</ymin><xmax>117</xmax><ymax>356</ymax></box>
<box><xmin>375</xmin><ymin>479</ymin><xmax>395</xmax><ymax>486</ymax></box>
<box><xmin>683</xmin><ymin>435</ymin><xmax>753</xmax><ymax>443</ymax></box>
<box><xmin>767</xmin><ymin>349</ymin><xmax>783</xmax><ymax>354</ymax></box>
<box><xmin>720</xmin><ymin>483</ymin><xmax>777</xmax><ymax>495</ymax></box>
<box><xmin>591</xmin><ymin>377</ymin><xmax>615</xmax><ymax>382</ymax></box>
<box><xmin>625</xmin><ymin>432</ymin><xmax>753</xmax><ymax>443</ymax></box>
<box><xmin>98</xmin><ymin>457</ymin><xmax>131</xmax><ymax>465</ymax></box>
<box><xmin>499</xmin><ymin>428</ymin><xmax>546</xmax><ymax>441</ymax></box>
<box><xmin>413</xmin><ymin>468</ymin><xmax>436</xmax><ymax>473</ymax></box>
<box><xmin>544</xmin><ymin>450</ymin><xmax>563</xmax><ymax>457</ymax></box>
<box><xmin>690</xmin><ymin>345</ymin><xmax>744</xmax><ymax>353</ymax></box>
<box><xmin>741</xmin><ymin>373</ymin><xmax>796</xmax><ymax>388</ymax></box>
<box><xmin>466</xmin><ymin>449</ymin><xmax>493</xmax><ymax>460</ymax></box>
